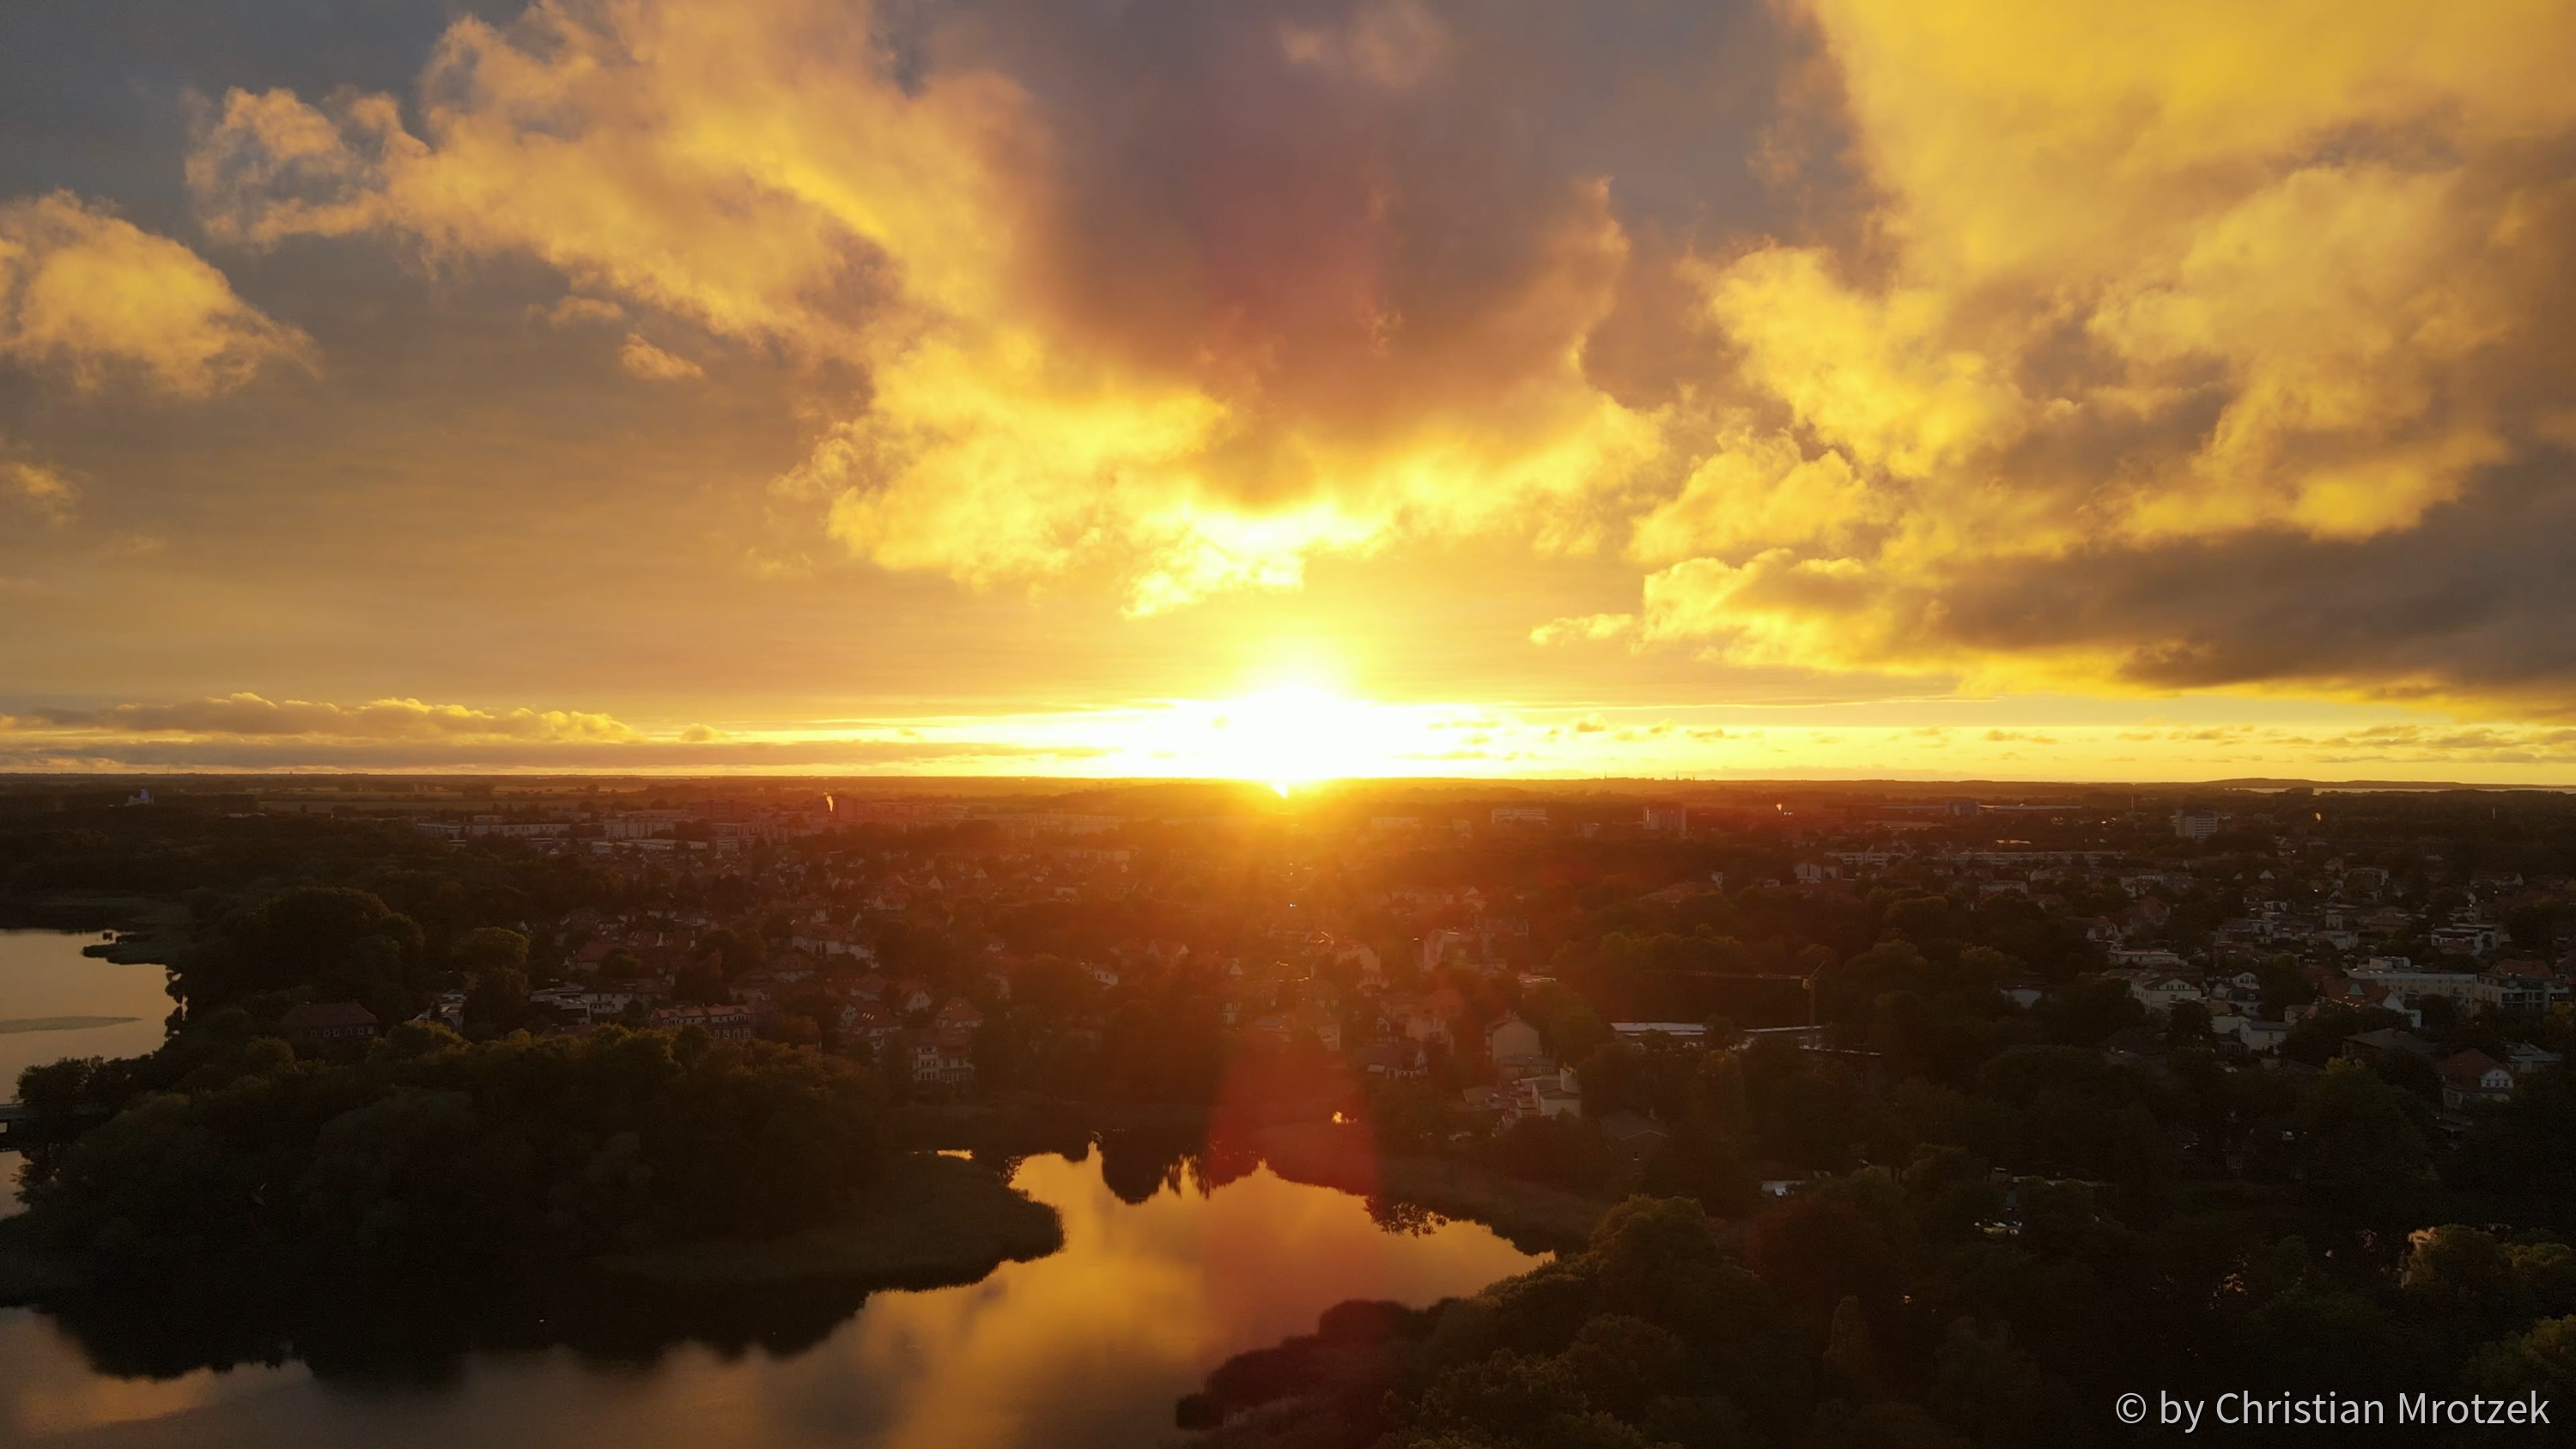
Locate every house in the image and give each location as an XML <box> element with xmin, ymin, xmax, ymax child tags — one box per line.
<box><xmin>580</xmin><ymin>984</ymin><xmax>667</xmax><ymax>1016</ymax></box>
<box><xmin>2342</xmin><ymin>1028</ymin><xmax>2438</xmax><ymax>1061</ymax></box>
<box><xmin>1249</xmin><ymin>1010</ymin><xmax>1334</xmax><ymax>1052</ymax></box>
<box><xmin>2505</xmin><ymin>1043</ymin><xmax>2566</xmax><ymax>1076</ymax></box>
<box><xmin>1598</xmin><ymin>1112</ymin><xmax>1669</xmax><ymax>1165</ymax></box>
<box><xmin>839</xmin><ymin>1003</ymin><xmax>905</xmax><ymax>1053</ymax></box>
<box><xmin>2236</xmin><ymin>1017</ymin><xmax>2291</xmax><ymax>1053</ymax></box>
<box><xmin>2439</xmin><ymin>1049</ymin><xmax>2516</xmax><ymax>1111</ymax></box>
<box><xmin>934</xmin><ymin>997</ymin><xmax>986</xmax><ymax>1035</ymax></box>
<box><xmin>890</xmin><ymin>979</ymin><xmax>937</xmax><ymax>1014</ymax></box>
<box><xmin>279</xmin><ymin>1001</ymin><xmax>380</xmax><ymax>1043</ymax></box>
<box><xmin>2069</xmin><ymin>916</ymin><xmax>2120</xmax><ymax>943</ymax></box>
<box><xmin>2318</xmin><ymin>977</ymin><xmax>2421</xmax><ymax>1027</ymax></box>
<box><xmin>908</xmin><ymin>1027</ymin><xmax>977</xmax><ymax>1087</ymax></box>
<box><xmin>2474</xmin><ymin>967</ymin><xmax>2570</xmax><ymax>1014</ymax></box>
<box><xmin>527</xmin><ymin>984</ymin><xmax>590</xmax><ymax>1021</ymax></box>
<box><xmin>1511</xmin><ymin>1069</ymin><xmax>1583</xmax><ymax>1123</ymax></box>
<box><xmin>1611</xmin><ymin>1022</ymin><xmax>1710</xmax><ymax>1047</ymax></box>
<box><xmin>1388</xmin><ymin>991</ymin><xmax>1460</xmax><ymax>1046</ymax></box>
<box><xmin>2127</xmin><ymin>974</ymin><xmax>2202</xmax><ymax>1011</ymax></box>
<box><xmin>2117</xmin><ymin>897</ymin><xmax>2174</xmax><ymax>937</ymax></box>
<box><xmin>1485</xmin><ymin>1014</ymin><xmax>1550</xmax><ymax>1078</ymax></box>
<box><xmin>649</xmin><ymin>1003</ymin><xmax>755</xmax><ymax>1040</ymax></box>
<box><xmin>1295</xmin><ymin>1003</ymin><xmax>1343</xmax><ymax>1053</ymax></box>
<box><xmin>1419</xmin><ymin>929</ymin><xmax>1473</xmax><ymax>972</ymax></box>
<box><xmin>1337</xmin><ymin>943</ymin><xmax>1388</xmax><ymax>991</ymax></box>
<box><xmin>1356</xmin><ymin>1039</ymin><xmax>1429</xmax><ymax>1079</ymax></box>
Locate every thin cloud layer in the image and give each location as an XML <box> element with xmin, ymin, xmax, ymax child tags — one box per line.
<box><xmin>0</xmin><ymin>191</ymin><xmax>312</xmax><ymax>396</ymax></box>
<box><xmin>8</xmin><ymin>694</ymin><xmax>642</xmax><ymax>743</ymax></box>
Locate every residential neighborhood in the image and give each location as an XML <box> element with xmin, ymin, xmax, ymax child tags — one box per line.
<box><xmin>92</xmin><ymin>775</ymin><xmax>2568</xmax><ymax>1175</ymax></box>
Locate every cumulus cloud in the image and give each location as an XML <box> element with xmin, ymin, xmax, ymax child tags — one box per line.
<box><xmin>1607</xmin><ymin>0</ymin><xmax>2576</xmax><ymax>712</ymax></box>
<box><xmin>1279</xmin><ymin>0</ymin><xmax>1452</xmax><ymax>88</ymax></box>
<box><xmin>3</xmin><ymin>458</ymin><xmax>77</xmax><ymax>524</ymax></box>
<box><xmin>9</xmin><ymin>693</ymin><xmax>644</xmax><ymax>743</ymax></box>
<box><xmin>542</xmin><ymin>294</ymin><xmax>624</xmax><ymax>327</ymax></box>
<box><xmin>617</xmin><ymin>332</ymin><xmax>703</xmax><ymax>381</ymax></box>
<box><xmin>0</xmin><ymin>191</ymin><xmax>312</xmax><ymax>395</ymax></box>
<box><xmin>182</xmin><ymin>0</ymin><xmax>1668</xmax><ymax>612</ymax></box>
<box><xmin>110</xmin><ymin>0</ymin><xmax>2576</xmax><ymax>724</ymax></box>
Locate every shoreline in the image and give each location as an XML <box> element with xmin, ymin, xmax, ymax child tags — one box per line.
<box><xmin>590</xmin><ymin>1150</ymin><xmax>1065</xmax><ymax>1290</ymax></box>
<box><xmin>0</xmin><ymin>893</ymin><xmax>192</xmax><ymax>966</ymax></box>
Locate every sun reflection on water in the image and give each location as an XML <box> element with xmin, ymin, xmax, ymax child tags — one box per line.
<box><xmin>0</xmin><ymin>1150</ymin><xmax>1545</xmax><ymax>1449</ymax></box>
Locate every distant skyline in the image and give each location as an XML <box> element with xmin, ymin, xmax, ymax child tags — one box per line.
<box><xmin>5</xmin><ymin>2</ymin><xmax>2574</xmax><ymax>781</ymax></box>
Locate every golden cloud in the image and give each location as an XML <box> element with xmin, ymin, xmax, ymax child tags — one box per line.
<box><xmin>0</xmin><ymin>191</ymin><xmax>312</xmax><ymax>396</ymax></box>
<box><xmin>185</xmin><ymin>0</ymin><xmax>1660</xmax><ymax>612</ymax></box>
<box><xmin>1613</xmin><ymin>0</ymin><xmax>2576</xmax><ymax>704</ymax></box>
<box><xmin>137</xmin><ymin>0</ymin><xmax>2576</xmax><ymax>717</ymax></box>
<box><xmin>3</xmin><ymin>458</ymin><xmax>77</xmax><ymax>524</ymax></box>
<box><xmin>617</xmin><ymin>333</ymin><xmax>703</xmax><ymax>381</ymax></box>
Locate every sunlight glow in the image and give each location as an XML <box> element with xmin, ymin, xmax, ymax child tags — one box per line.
<box><xmin>1206</xmin><ymin>686</ymin><xmax>1388</xmax><ymax>788</ymax></box>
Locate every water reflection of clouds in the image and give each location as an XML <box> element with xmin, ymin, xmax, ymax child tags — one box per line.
<box><xmin>0</xmin><ymin>1312</ymin><xmax>308</xmax><ymax>1442</ymax></box>
<box><xmin>840</xmin><ymin>1155</ymin><xmax>1541</xmax><ymax>1449</ymax></box>
<box><xmin>0</xmin><ymin>1152</ymin><xmax>1541</xmax><ymax>1448</ymax></box>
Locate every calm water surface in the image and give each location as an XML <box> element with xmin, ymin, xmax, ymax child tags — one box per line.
<box><xmin>0</xmin><ymin>931</ymin><xmax>172</xmax><ymax>1094</ymax></box>
<box><xmin>1</xmin><ymin>931</ymin><xmax>175</xmax><ymax>1226</ymax></box>
<box><xmin>0</xmin><ymin>925</ymin><xmax>1546</xmax><ymax>1448</ymax></box>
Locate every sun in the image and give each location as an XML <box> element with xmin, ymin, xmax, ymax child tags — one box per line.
<box><xmin>1207</xmin><ymin>684</ymin><xmax>1385</xmax><ymax>788</ymax></box>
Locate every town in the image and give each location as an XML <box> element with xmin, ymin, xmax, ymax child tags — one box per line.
<box><xmin>9</xmin><ymin>775</ymin><xmax>2576</xmax><ymax>1447</ymax></box>
<box><xmin>304</xmin><ymin>783</ymin><xmax>2576</xmax><ymax>1140</ymax></box>
<box><xmin>21</xmin><ymin>777</ymin><xmax>2572</xmax><ymax>1180</ymax></box>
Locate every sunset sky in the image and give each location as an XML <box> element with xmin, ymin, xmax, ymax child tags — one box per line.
<box><xmin>4</xmin><ymin>0</ymin><xmax>2574</xmax><ymax>780</ymax></box>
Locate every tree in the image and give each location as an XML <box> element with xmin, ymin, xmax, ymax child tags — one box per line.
<box><xmin>2466</xmin><ymin>1317</ymin><xmax>2576</xmax><ymax>1404</ymax></box>
<box><xmin>1480</xmin><ymin>1115</ymin><xmax>1615</xmax><ymax>1193</ymax></box>
<box><xmin>692</xmin><ymin>926</ymin><xmax>758</xmax><ymax>977</ymax></box>
<box><xmin>1929</xmin><ymin>1319</ymin><xmax>2064</xmax><ymax>1449</ymax></box>
<box><xmin>1745</xmin><ymin>1196</ymin><xmax>1901</xmax><ymax>1337</ymax></box>
<box><xmin>184</xmin><ymin>886</ymin><xmax>424</xmax><ymax>1020</ymax></box>
<box><xmin>462</xmin><ymin>966</ymin><xmax>535</xmax><ymax>1030</ymax></box>
<box><xmin>451</xmin><ymin>926</ymin><xmax>530</xmax><ymax>973</ymax></box>
<box><xmin>2291</xmin><ymin>1058</ymin><xmax>2431</xmax><ymax>1192</ymax></box>
<box><xmin>1641</xmin><ymin>1119</ymin><xmax>1759</xmax><ymax>1217</ymax></box>
<box><xmin>2402</xmin><ymin>1225</ymin><xmax>2534</xmax><ymax>1336</ymax></box>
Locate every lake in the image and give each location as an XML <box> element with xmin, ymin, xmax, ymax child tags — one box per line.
<box><xmin>0</xmin><ymin>931</ymin><xmax>172</xmax><ymax>1094</ymax></box>
<box><xmin>0</xmin><ymin>924</ymin><xmax>1547</xmax><ymax>1448</ymax></box>
<box><xmin>1</xmin><ymin>931</ymin><xmax>176</xmax><ymax>1224</ymax></box>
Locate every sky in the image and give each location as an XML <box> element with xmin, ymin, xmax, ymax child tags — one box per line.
<box><xmin>3</xmin><ymin>0</ymin><xmax>2575</xmax><ymax>782</ymax></box>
